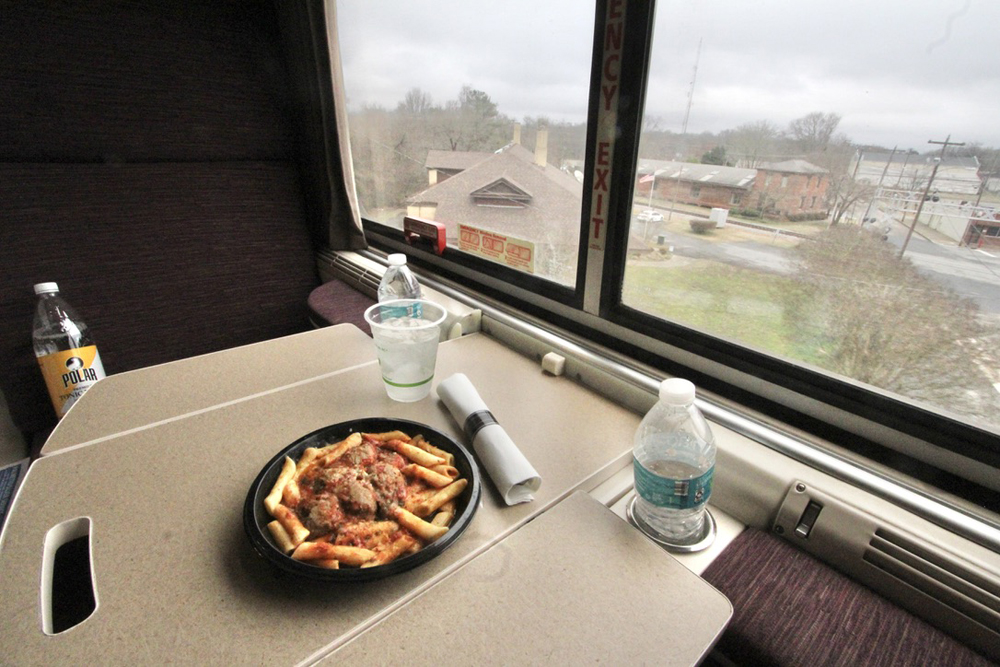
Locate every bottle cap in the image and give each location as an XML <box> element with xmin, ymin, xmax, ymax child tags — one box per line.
<box><xmin>387</xmin><ymin>253</ymin><xmax>407</xmax><ymax>266</ymax></box>
<box><xmin>34</xmin><ymin>282</ymin><xmax>59</xmax><ymax>295</ymax></box>
<box><xmin>658</xmin><ymin>378</ymin><xmax>696</xmax><ymax>406</ymax></box>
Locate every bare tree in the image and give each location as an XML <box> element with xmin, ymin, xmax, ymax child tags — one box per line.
<box><xmin>397</xmin><ymin>88</ymin><xmax>434</xmax><ymax>115</ymax></box>
<box><xmin>722</xmin><ymin>120</ymin><xmax>780</xmax><ymax>168</ymax></box>
<box><xmin>827</xmin><ymin>172</ymin><xmax>874</xmax><ymax>225</ymax></box>
<box><xmin>788</xmin><ymin>112</ymin><xmax>842</xmax><ymax>153</ymax></box>
<box><xmin>786</xmin><ymin>225</ymin><xmax>999</xmax><ymax>420</ymax></box>
<box><xmin>441</xmin><ymin>86</ymin><xmax>512</xmax><ymax>152</ymax></box>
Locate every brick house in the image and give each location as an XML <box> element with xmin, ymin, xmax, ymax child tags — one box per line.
<box><xmin>963</xmin><ymin>207</ymin><xmax>1000</xmax><ymax>249</ymax></box>
<box><xmin>635</xmin><ymin>158</ymin><xmax>829</xmax><ymax>220</ymax></box>
<box><xmin>636</xmin><ymin>160</ymin><xmax>756</xmax><ymax>210</ymax></box>
<box><xmin>751</xmin><ymin>159</ymin><xmax>830</xmax><ymax>219</ymax></box>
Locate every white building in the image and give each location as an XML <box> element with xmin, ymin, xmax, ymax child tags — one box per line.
<box><xmin>850</xmin><ymin>151</ymin><xmax>981</xmax><ymax>196</ymax></box>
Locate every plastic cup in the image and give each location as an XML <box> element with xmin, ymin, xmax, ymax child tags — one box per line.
<box><xmin>364</xmin><ymin>299</ymin><xmax>447</xmax><ymax>402</ymax></box>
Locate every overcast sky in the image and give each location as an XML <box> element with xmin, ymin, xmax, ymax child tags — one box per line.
<box><xmin>337</xmin><ymin>0</ymin><xmax>1000</xmax><ymax>152</ymax></box>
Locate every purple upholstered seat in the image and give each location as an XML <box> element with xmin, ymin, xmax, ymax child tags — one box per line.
<box><xmin>307</xmin><ymin>280</ymin><xmax>376</xmax><ymax>336</ymax></box>
<box><xmin>701</xmin><ymin>528</ymin><xmax>992</xmax><ymax>666</ymax></box>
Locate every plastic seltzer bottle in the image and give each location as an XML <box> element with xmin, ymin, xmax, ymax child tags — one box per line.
<box><xmin>32</xmin><ymin>282</ymin><xmax>106</xmax><ymax>418</ymax></box>
<box><xmin>377</xmin><ymin>253</ymin><xmax>422</xmax><ymax>318</ymax></box>
<box><xmin>633</xmin><ymin>378</ymin><xmax>715</xmax><ymax>545</ymax></box>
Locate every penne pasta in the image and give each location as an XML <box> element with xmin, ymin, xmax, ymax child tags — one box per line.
<box><xmin>294</xmin><ymin>447</ymin><xmax>321</xmax><ymax>477</ymax></box>
<box><xmin>402</xmin><ymin>463</ymin><xmax>454</xmax><ymax>488</ymax></box>
<box><xmin>386</xmin><ymin>439</ymin><xmax>445</xmax><ymax>468</ymax></box>
<box><xmin>411</xmin><ymin>434</ymin><xmax>455</xmax><ymax>466</ymax></box>
<box><xmin>291</xmin><ymin>541</ymin><xmax>376</xmax><ymax>566</ymax></box>
<box><xmin>391</xmin><ymin>506</ymin><xmax>449</xmax><ymax>543</ymax></box>
<box><xmin>404</xmin><ymin>487</ymin><xmax>437</xmax><ymax>514</ymax></box>
<box><xmin>431</xmin><ymin>500</ymin><xmax>456</xmax><ymax>527</ymax></box>
<box><xmin>315</xmin><ymin>432</ymin><xmax>363</xmax><ymax>467</ymax></box>
<box><xmin>429</xmin><ymin>464</ymin><xmax>459</xmax><ymax>479</ymax></box>
<box><xmin>271</xmin><ymin>503</ymin><xmax>310</xmax><ymax>546</ymax></box>
<box><xmin>262</xmin><ymin>428</ymin><xmax>469</xmax><ymax>569</ymax></box>
<box><xmin>412</xmin><ymin>479</ymin><xmax>468</xmax><ymax>518</ymax></box>
<box><xmin>360</xmin><ymin>534</ymin><xmax>418</xmax><ymax>568</ymax></box>
<box><xmin>281</xmin><ymin>478</ymin><xmax>300</xmax><ymax>506</ymax></box>
<box><xmin>266</xmin><ymin>520</ymin><xmax>296</xmax><ymax>554</ymax></box>
<box><xmin>264</xmin><ymin>456</ymin><xmax>296</xmax><ymax>514</ymax></box>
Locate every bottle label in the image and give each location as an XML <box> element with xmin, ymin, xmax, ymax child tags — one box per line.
<box><xmin>37</xmin><ymin>346</ymin><xmax>106</xmax><ymax>418</ymax></box>
<box><xmin>378</xmin><ymin>301</ymin><xmax>423</xmax><ymax>320</ymax></box>
<box><xmin>633</xmin><ymin>457</ymin><xmax>714</xmax><ymax>510</ymax></box>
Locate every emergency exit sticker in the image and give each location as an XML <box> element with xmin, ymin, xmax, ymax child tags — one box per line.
<box><xmin>457</xmin><ymin>224</ymin><xmax>535</xmax><ymax>273</ymax></box>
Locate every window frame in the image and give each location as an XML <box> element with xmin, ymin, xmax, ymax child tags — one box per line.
<box><xmin>349</xmin><ymin>0</ymin><xmax>1000</xmax><ymax>513</ymax></box>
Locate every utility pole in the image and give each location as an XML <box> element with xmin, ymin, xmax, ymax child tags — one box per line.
<box><xmin>899</xmin><ymin>135</ymin><xmax>965</xmax><ymax>257</ymax></box>
<box><xmin>861</xmin><ymin>146</ymin><xmax>896</xmax><ymax>223</ymax></box>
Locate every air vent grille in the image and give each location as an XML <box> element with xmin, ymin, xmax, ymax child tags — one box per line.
<box><xmin>319</xmin><ymin>250</ymin><xmax>381</xmax><ymax>298</ymax></box>
<box><xmin>864</xmin><ymin>528</ymin><xmax>1000</xmax><ymax>633</ymax></box>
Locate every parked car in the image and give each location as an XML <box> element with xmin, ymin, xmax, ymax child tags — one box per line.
<box><xmin>863</xmin><ymin>219</ymin><xmax>891</xmax><ymax>241</ymax></box>
<box><xmin>637</xmin><ymin>209</ymin><xmax>663</xmax><ymax>222</ymax></box>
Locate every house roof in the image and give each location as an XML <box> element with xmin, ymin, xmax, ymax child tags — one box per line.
<box><xmin>424</xmin><ymin>149</ymin><xmax>494</xmax><ymax>171</ymax></box>
<box><xmin>637</xmin><ymin>160</ymin><xmax>756</xmax><ymax>188</ymax></box>
<box><xmin>408</xmin><ymin>143</ymin><xmax>583</xmax><ymax>247</ymax></box>
<box><xmin>757</xmin><ymin>159</ymin><xmax>828</xmax><ymax>175</ymax></box>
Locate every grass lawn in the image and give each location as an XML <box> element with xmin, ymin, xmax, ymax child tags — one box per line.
<box><xmin>622</xmin><ymin>259</ymin><xmax>825</xmax><ymax>363</ymax></box>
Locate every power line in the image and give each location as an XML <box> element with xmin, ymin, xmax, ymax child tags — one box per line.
<box><xmin>899</xmin><ymin>135</ymin><xmax>966</xmax><ymax>257</ymax></box>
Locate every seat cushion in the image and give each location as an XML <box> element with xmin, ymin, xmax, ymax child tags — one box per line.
<box><xmin>701</xmin><ymin>528</ymin><xmax>992</xmax><ymax>666</ymax></box>
<box><xmin>308</xmin><ymin>280</ymin><xmax>376</xmax><ymax>336</ymax></box>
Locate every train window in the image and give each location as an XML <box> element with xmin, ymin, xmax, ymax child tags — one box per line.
<box><xmin>337</xmin><ymin>1</ymin><xmax>1000</xmax><ymax>508</ymax></box>
<box><xmin>337</xmin><ymin>0</ymin><xmax>594</xmax><ymax>288</ymax></box>
<box><xmin>619</xmin><ymin>0</ymin><xmax>1000</xmax><ymax>440</ymax></box>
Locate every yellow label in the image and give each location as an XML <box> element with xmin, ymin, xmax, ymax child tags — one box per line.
<box><xmin>457</xmin><ymin>223</ymin><xmax>535</xmax><ymax>273</ymax></box>
<box><xmin>37</xmin><ymin>346</ymin><xmax>106</xmax><ymax>418</ymax></box>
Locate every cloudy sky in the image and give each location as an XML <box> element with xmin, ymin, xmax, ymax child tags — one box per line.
<box><xmin>337</xmin><ymin>0</ymin><xmax>1000</xmax><ymax>152</ymax></box>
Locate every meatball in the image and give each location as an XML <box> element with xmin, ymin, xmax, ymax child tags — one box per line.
<box><xmin>339</xmin><ymin>442</ymin><xmax>377</xmax><ymax>468</ymax></box>
<box><xmin>303</xmin><ymin>494</ymin><xmax>344</xmax><ymax>534</ymax></box>
<box><xmin>326</xmin><ymin>468</ymin><xmax>378</xmax><ymax>519</ymax></box>
<box><xmin>368</xmin><ymin>461</ymin><xmax>407</xmax><ymax>514</ymax></box>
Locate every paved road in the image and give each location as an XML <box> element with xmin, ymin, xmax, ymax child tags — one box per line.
<box><xmin>888</xmin><ymin>221</ymin><xmax>1000</xmax><ymax>315</ymax></box>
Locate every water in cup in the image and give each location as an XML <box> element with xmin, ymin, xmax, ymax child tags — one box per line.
<box><xmin>364</xmin><ymin>299</ymin><xmax>447</xmax><ymax>402</ymax></box>
<box><xmin>375</xmin><ymin>314</ymin><xmax>440</xmax><ymax>400</ymax></box>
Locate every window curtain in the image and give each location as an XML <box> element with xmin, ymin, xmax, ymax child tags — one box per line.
<box><xmin>275</xmin><ymin>0</ymin><xmax>366</xmax><ymax>250</ymax></box>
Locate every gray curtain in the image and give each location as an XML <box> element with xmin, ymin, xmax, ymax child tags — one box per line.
<box><xmin>277</xmin><ymin>0</ymin><xmax>366</xmax><ymax>250</ymax></box>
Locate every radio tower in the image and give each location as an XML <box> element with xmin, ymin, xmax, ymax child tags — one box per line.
<box><xmin>681</xmin><ymin>39</ymin><xmax>702</xmax><ymax>136</ymax></box>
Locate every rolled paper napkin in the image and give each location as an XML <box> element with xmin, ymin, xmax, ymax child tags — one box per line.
<box><xmin>436</xmin><ymin>373</ymin><xmax>541</xmax><ymax>505</ymax></box>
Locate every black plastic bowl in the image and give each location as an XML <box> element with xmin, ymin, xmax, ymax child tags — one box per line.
<box><xmin>243</xmin><ymin>417</ymin><xmax>481</xmax><ymax>582</ymax></box>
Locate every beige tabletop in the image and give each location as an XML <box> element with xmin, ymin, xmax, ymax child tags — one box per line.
<box><xmin>42</xmin><ymin>324</ymin><xmax>378</xmax><ymax>454</ymax></box>
<box><xmin>324</xmin><ymin>490</ymin><xmax>732</xmax><ymax>665</ymax></box>
<box><xmin>0</xmin><ymin>327</ymin><xmax>730</xmax><ymax>665</ymax></box>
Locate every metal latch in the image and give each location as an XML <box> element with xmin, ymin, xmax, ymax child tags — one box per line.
<box><xmin>795</xmin><ymin>500</ymin><xmax>824</xmax><ymax>538</ymax></box>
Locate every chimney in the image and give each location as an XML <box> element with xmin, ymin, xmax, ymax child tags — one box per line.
<box><xmin>513</xmin><ymin>123</ymin><xmax>521</xmax><ymax>145</ymax></box>
<box><xmin>534</xmin><ymin>125</ymin><xmax>548</xmax><ymax>167</ymax></box>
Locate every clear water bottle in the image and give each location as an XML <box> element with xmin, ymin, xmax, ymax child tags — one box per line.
<box><xmin>377</xmin><ymin>254</ymin><xmax>422</xmax><ymax>318</ymax></box>
<box><xmin>32</xmin><ymin>282</ymin><xmax>107</xmax><ymax>419</ymax></box>
<box><xmin>632</xmin><ymin>378</ymin><xmax>715</xmax><ymax>546</ymax></box>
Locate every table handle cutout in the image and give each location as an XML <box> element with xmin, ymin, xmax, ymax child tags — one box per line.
<box><xmin>41</xmin><ymin>516</ymin><xmax>98</xmax><ymax>635</ymax></box>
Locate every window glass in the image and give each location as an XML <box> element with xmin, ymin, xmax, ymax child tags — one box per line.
<box><xmin>624</xmin><ymin>1</ymin><xmax>1000</xmax><ymax>433</ymax></box>
<box><xmin>337</xmin><ymin>1</ymin><xmax>594</xmax><ymax>285</ymax></box>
